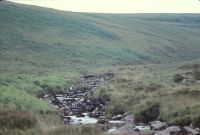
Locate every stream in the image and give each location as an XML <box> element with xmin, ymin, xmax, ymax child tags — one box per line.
<box><xmin>40</xmin><ymin>72</ymin><xmax>200</xmax><ymax>135</ymax></box>
<box><xmin>40</xmin><ymin>72</ymin><xmax>126</xmax><ymax>131</ymax></box>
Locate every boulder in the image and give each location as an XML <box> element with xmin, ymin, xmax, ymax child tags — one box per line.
<box><xmin>150</xmin><ymin>121</ymin><xmax>168</xmax><ymax>130</ymax></box>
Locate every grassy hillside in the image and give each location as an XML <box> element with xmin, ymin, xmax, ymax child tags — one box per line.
<box><xmin>94</xmin><ymin>59</ymin><xmax>200</xmax><ymax>125</ymax></box>
<box><xmin>1</xmin><ymin>1</ymin><xmax>200</xmax><ymax>134</ymax></box>
<box><xmin>1</xmin><ymin>1</ymin><xmax>200</xmax><ymax>74</ymax></box>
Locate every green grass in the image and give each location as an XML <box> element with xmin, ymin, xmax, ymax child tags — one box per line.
<box><xmin>94</xmin><ymin>61</ymin><xmax>200</xmax><ymax>125</ymax></box>
<box><xmin>1</xmin><ymin>1</ymin><xmax>200</xmax><ymax>133</ymax></box>
<box><xmin>1</xmin><ymin>2</ymin><xmax>200</xmax><ymax>74</ymax></box>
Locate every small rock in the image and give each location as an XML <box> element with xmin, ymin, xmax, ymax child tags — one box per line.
<box><xmin>155</xmin><ymin>126</ymin><xmax>182</xmax><ymax>135</ymax></box>
<box><xmin>113</xmin><ymin>124</ymin><xmax>139</xmax><ymax>135</ymax></box>
<box><xmin>184</xmin><ymin>126</ymin><xmax>200</xmax><ymax>135</ymax></box>
<box><xmin>133</xmin><ymin>125</ymin><xmax>151</xmax><ymax>131</ymax></box>
<box><xmin>97</xmin><ymin>119</ymin><xmax>109</xmax><ymax>124</ymax></box>
<box><xmin>150</xmin><ymin>121</ymin><xmax>168</xmax><ymax>130</ymax></box>
<box><xmin>123</xmin><ymin>114</ymin><xmax>134</xmax><ymax>124</ymax></box>
<box><xmin>112</xmin><ymin>114</ymin><xmax>123</xmax><ymax>120</ymax></box>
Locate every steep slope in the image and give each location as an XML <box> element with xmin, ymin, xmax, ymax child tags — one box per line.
<box><xmin>1</xmin><ymin>1</ymin><xmax>200</xmax><ymax>74</ymax></box>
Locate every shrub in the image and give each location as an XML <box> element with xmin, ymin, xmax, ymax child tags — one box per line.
<box><xmin>173</xmin><ymin>74</ymin><xmax>184</xmax><ymax>83</ymax></box>
<box><xmin>99</xmin><ymin>89</ymin><xmax>111</xmax><ymax>101</ymax></box>
<box><xmin>135</xmin><ymin>102</ymin><xmax>160</xmax><ymax>123</ymax></box>
<box><xmin>107</xmin><ymin>102</ymin><xmax>126</xmax><ymax>115</ymax></box>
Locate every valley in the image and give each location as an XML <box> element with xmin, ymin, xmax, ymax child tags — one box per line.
<box><xmin>0</xmin><ymin>1</ymin><xmax>200</xmax><ymax>135</ymax></box>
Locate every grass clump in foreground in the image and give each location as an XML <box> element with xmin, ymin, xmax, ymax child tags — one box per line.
<box><xmin>0</xmin><ymin>110</ymin><xmax>104</xmax><ymax>135</ymax></box>
<box><xmin>0</xmin><ymin>110</ymin><xmax>36</xmax><ymax>129</ymax></box>
<box><xmin>46</xmin><ymin>126</ymin><xmax>103</xmax><ymax>135</ymax></box>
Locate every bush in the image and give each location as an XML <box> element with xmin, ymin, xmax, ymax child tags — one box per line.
<box><xmin>173</xmin><ymin>74</ymin><xmax>184</xmax><ymax>83</ymax></box>
<box><xmin>99</xmin><ymin>89</ymin><xmax>111</xmax><ymax>101</ymax></box>
<box><xmin>107</xmin><ymin>102</ymin><xmax>126</xmax><ymax>115</ymax></box>
<box><xmin>135</xmin><ymin>102</ymin><xmax>160</xmax><ymax>123</ymax></box>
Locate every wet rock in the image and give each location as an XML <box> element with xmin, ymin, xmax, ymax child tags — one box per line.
<box><xmin>76</xmin><ymin>113</ymin><xmax>85</xmax><ymax>117</ymax></box>
<box><xmin>123</xmin><ymin>114</ymin><xmax>134</xmax><ymax>124</ymax></box>
<box><xmin>133</xmin><ymin>125</ymin><xmax>151</xmax><ymax>131</ymax></box>
<box><xmin>64</xmin><ymin>117</ymin><xmax>71</xmax><ymax>125</ymax></box>
<box><xmin>155</xmin><ymin>126</ymin><xmax>187</xmax><ymax>135</ymax></box>
<box><xmin>51</xmin><ymin>98</ymin><xmax>62</xmax><ymax>105</ymax></box>
<box><xmin>113</xmin><ymin>124</ymin><xmax>139</xmax><ymax>135</ymax></box>
<box><xmin>123</xmin><ymin>112</ymin><xmax>131</xmax><ymax>117</ymax></box>
<box><xmin>150</xmin><ymin>121</ymin><xmax>168</xmax><ymax>130</ymax></box>
<box><xmin>97</xmin><ymin>119</ymin><xmax>109</xmax><ymax>124</ymax></box>
<box><xmin>182</xmin><ymin>78</ymin><xmax>196</xmax><ymax>85</ymax></box>
<box><xmin>184</xmin><ymin>126</ymin><xmax>200</xmax><ymax>135</ymax></box>
<box><xmin>112</xmin><ymin>114</ymin><xmax>123</xmax><ymax>120</ymax></box>
<box><xmin>40</xmin><ymin>72</ymin><xmax>116</xmax><ymax>126</ymax></box>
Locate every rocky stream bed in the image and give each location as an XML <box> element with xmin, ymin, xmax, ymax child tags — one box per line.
<box><xmin>40</xmin><ymin>72</ymin><xmax>200</xmax><ymax>135</ymax></box>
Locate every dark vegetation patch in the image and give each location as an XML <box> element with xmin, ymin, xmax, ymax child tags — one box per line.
<box><xmin>179</xmin><ymin>64</ymin><xmax>200</xmax><ymax>70</ymax></box>
<box><xmin>173</xmin><ymin>74</ymin><xmax>184</xmax><ymax>83</ymax></box>
<box><xmin>192</xmin><ymin>116</ymin><xmax>200</xmax><ymax>128</ymax></box>
<box><xmin>133</xmin><ymin>85</ymin><xmax>145</xmax><ymax>91</ymax></box>
<box><xmin>33</xmin><ymin>81</ymin><xmax>68</xmax><ymax>97</ymax></box>
<box><xmin>135</xmin><ymin>102</ymin><xmax>160</xmax><ymax>123</ymax></box>
<box><xmin>193</xmin><ymin>69</ymin><xmax>200</xmax><ymax>80</ymax></box>
<box><xmin>169</xmin><ymin>115</ymin><xmax>192</xmax><ymax>126</ymax></box>
<box><xmin>175</xmin><ymin>89</ymin><xmax>200</xmax><ymax>97</ymax></box>
<box><xmin>0</xmin><ymin>110</ymin><xmax>37</xmax><ymax>130</ymax></box>
<box><xmin>169</xmin><ymin>115</ymin><xmax>200</xmax><ymax>128</ymax></box>
<box><xmin>107</xmin><ymin>101</ymin><xmax>126</xmax><ymax>115</ymax></box>
<box><xmin>145</xmin><ymin>83</ymin><xmax>163</xmax><ymax>92</ymax></box>
<box><xmin>99</xmin><ymin>89</ymin><xmax>111</xmax><ymax>102</ymax></box>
